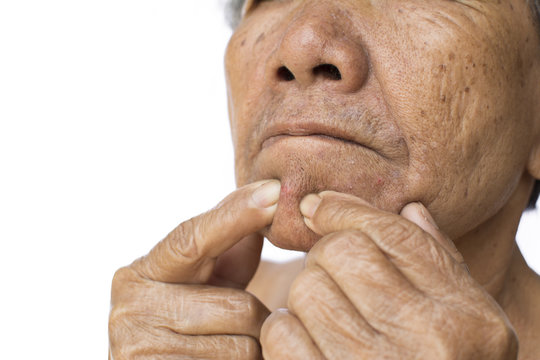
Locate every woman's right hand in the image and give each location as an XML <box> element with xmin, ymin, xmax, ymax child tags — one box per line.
<box><xmin>108</xmin><ymin>180</ymin><xmax>281</xmax><ymax>359</ymax></box>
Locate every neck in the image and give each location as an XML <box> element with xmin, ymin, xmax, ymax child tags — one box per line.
<box><xmin>455</xmin><ymin>173</ymin><xmax>540</xmax><ymax>357</ymax></box>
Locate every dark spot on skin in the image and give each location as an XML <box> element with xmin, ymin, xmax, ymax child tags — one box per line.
<box><xmin>464</xmin><ymin>87</ymin><xmax>470</xmax><ymax>93</ymax></box>
<box><xmin>398</xmin><ymin>8</ymin><xmax>403</xmax><ymax>13</ymax></box>
<box><xmin>438</xmin><ymin>64</ymin><xmax>446</xmax><ymax>72</ymax></box>
<box><xmin>241</xmin><ymin>39</ymin><xmax>246</xmax><ymax>47</ymax></box>
<box><xmin>448</xmin><ymin>52</ymin><xmax>456</xmax><ymax>61</ymax></box>
<box><xmin>509</xmin><ymin>3</ymin><xmax>514</xmax><ymax>10</ymax></box>
<box><xmin>472</xmin><ymin>63</ymin><xmax>476</xmax><ymax>68</ymax></box>
<box><xmin>420</xmin><ymin>110</ymin><xmax>426</xmax><ymax>117</ymax></box>
<box><xmin>256</xmin><ymin>33</ymin><xmax>266</xmax><ymax>44</ymax></box>
<box><xmin>441</xmin><ymin>95</ymin><xmax>446</xmax><ymax>103</ymax></box>
<box><xmin>464</xmin><ymin>188</ymin><xmax>468</xmax><ymax>198</ymax></box>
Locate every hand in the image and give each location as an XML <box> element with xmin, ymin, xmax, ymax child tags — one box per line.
<box><xmin>261</xmin><ymin>191</ymin><xmax>518</xmax><ymax>360</ymax></box>
<box><xmin>108</xmin><ymin>180</ymin><xmax>280</xmax><ymax>359</ymax></box>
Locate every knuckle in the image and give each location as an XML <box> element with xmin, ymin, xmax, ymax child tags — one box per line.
<box><xmin>321</xmin><ymin>230</ymin><xmax>369</xmax><ymax>258</ymax></box>
<box><xmin>243</xmin><ymin>291</ymin><xmax>264</xmax><ymax>318</ymax></box>
<box><xmin>222</xmin><ymin>290</ymin><xmax>266</xmax><ymax>327</ymax></box>
<box><xmin>239</xmin><ymin>292</ymin><xmax>269</xmax><ymax>335</ymax></box>
<box><xmin>235</xmin><ymin>336</ymin><xmax>263</xmax><ymax>360</ymax></box>
<box><xmin>288</xmin><ymin>268</ymin><xmax>324</xmax><ymax>310</ymax></box>
<box><xmin>111</xmin><ymin>266</ymin><xmax>134</xmax><ymax>288</ymax></box>
<box><xmin>307</xmin><ymin>230</ymin><xmax>373</xmax><ymax>269</ymax></box>
<box><xmin>371</xmin><ymin>217</ymin><xmax>422</xmax><ymax>250</ymax></box>
<box><xmin>261</xmin><ymin>313</ymin><xmax>291</xmax><ymax>348</ymax></box>
<box><xmin>168</xmin><ymin>217</ymin><xmax>201</xmax><ymax>261</ymax></box>
<box><xmin>108</xmin><ymin>306</ymin><xmax>136</xmax><ymax>355</ymax></box>
<box><xmin>110</xmin><ymin>266</ymin><xmax>143</xmax><ymax>303</ymax></box>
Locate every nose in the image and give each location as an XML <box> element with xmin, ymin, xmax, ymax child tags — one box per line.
<box><xmin>266</xmin><ymin>5</ymin><xmax>369</xmax><ymax>94</ymax></box>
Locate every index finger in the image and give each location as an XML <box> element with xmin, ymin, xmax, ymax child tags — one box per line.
<box><xmin>299</xmin><ymin>191</ymin><xmax>466</xmax><ymax>279</ymax></box>
<box><xmin>133</xmin><ymin>180</ymin><xmax>281</xmax><ymax>283</ymax></box>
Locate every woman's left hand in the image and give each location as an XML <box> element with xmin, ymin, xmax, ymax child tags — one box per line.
<box><xmin>260</xmin><ymin>191</ymin><xmax>518</xmax><ymax>360</ymax></box>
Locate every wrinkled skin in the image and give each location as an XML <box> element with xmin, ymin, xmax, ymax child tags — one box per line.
<box><xmin>227</xmin><ymin>0</ymin><xmax>540</xmax><ymax>251</ymax></box>
<box><xmin>109</xmin><ymin>0</ymin><xmax>540</xmax><ymax>359</ymax></box>
<box><xmin>109</xmin><ymin>181</ymin><xmax>280</xmax><ymax>359</ymax></box>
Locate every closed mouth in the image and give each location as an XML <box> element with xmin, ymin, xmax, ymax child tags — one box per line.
<box><xmin>262</xmin><ymin>132</ymin><xmax>370</xmax><ymax>150</ymax></box>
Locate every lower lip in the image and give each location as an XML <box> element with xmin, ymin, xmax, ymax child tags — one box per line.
<box><xmin>262</xmin><ymin>134</ymin><xmax>362</xmax><ymax>149</ymax></box>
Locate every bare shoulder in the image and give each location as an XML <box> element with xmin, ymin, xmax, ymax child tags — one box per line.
<box><xmin>247</xmin><ymin>257</ymin><xmax>305</xmax><ymax>311</ymax></box>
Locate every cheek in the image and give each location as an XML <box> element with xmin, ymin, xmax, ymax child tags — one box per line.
<box><xmin>379</xmin><ymin>4</ymin><xmax>533</xmax><ymax>235</ymax></box>
<box><xmin>226</xmin><ymin>22</ymin><xmax>282</xmax><ymax>184</ymax></box>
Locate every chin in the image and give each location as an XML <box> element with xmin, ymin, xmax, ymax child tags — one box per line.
<box><xmin>260</xmin><ymin>178</ymin><xmax>322</xmax><ymax>252</ymax></box>
<box><xmin>238</xmin><ymin>137</ymin><xmax>407</xmax><ymax>251</ymax></box>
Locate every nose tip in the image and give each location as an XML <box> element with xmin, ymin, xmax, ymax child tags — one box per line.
<box><xmin>267</xmin><ymin>10</ymin><xmax>369</xmax><ymax>93</ymax></box>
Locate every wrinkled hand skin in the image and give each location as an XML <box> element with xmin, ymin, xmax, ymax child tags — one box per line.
<box><xmin>261</xmin><ymin>191</ymin><xmax>518</xmax><ymax>360</ymax></box>
<box><xmin>108</xmin><ymin>180</ymin><xmax>281</xmax><ymax>359</ymax></box>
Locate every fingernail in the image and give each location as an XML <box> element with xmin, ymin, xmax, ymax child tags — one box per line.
<box><xmin>300</xmin><ymin>194</ymin><xmax>322</xmax><ymax>218</ymax></box>
<box><xmin>252</xmin><ymin>180</ymin><xmax>281</xmax><ymax>208</ymax></box>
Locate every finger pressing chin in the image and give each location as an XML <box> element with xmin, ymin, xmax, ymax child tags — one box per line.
<box><xmin>299</xmin><ymin>191</ymin><xmax>468</xmax><ymax>292</ymax></box>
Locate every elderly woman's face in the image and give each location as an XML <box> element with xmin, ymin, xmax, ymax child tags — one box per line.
<box><xmin>225</xmin><ymin>0</ymin><xmax>540</xmax><ymax>251</ymax></box>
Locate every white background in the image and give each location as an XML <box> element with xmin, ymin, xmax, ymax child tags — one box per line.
<box><xmin>0</xmin><ymin>1</ymin><xmax>538</xmax><ymax>359</ymax></box>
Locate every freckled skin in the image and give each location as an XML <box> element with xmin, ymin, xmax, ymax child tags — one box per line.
<box><xmin>225</xmin><ymin>0</ymin><xmax>540</xmax><ymax>250</ymax></box>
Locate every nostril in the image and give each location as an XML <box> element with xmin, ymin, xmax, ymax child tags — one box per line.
<box><xmin>277</xmin><ymin>66</ymin><xmax>295</xmax><ymax>81</ymax></box>
<box><xmin>313</xmin><ymin>64</ymin><xmax>342</xmax><ymax>81</ymax></box>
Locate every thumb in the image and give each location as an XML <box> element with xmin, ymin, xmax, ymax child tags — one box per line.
<box><xmin>400</xmin><ymin>202</ymin><xmax>465</xmax><ymax>265</ymax></box>
<box><xmin>209</xmin><ymin>233</ymin><xmax>264</xmax><ymax>289</ymax></box>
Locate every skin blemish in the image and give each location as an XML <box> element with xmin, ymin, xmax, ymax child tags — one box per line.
<box><xmin>464</xmin><ymin>87</ymin><xmax>470</xmax><ymax>93</ymax></box>
<box><xmin>280</xmin><ymin>182</ymin><xmax>292</xmax><ymax>196</ymax></box>
<box><xmin>256</xmin><ymin>33</ymin><xmax>266</xmax><ymax>44</ymax></box>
